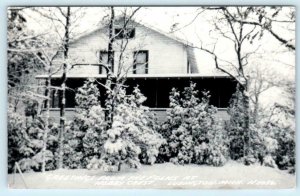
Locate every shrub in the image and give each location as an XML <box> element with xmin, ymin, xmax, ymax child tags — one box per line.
<box><xmin>159</xmin><ymin>82</ymin><xmax>229</xmax><ymax>166</ymax></box>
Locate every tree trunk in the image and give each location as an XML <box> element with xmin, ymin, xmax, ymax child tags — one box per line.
<box><xmin>104</xmin><ymin>6</ymin><xmax>115</xmax><ymax>130</ymax></box>
<box><xmin>58</xmin><ymin>7</ymin><xmax>70</xmax><ymax>169</ymax></box>
<box><xmin>41</xmin><ymin>71</ymin><xmax>51</xmax><ymax>172</ymax></box>
<box><xmin>108</xmin><ymin>6</ymin><xmax>115</xmax><ymax>74</ymax></box>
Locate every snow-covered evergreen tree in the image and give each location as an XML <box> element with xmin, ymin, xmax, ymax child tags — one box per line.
<box><xmin>129</xmin><ymin>87</ymin><xmax>164</xmax><ymax>165</ymax></box>
<box><xmin>88</xmin><ymin>85</ymin><xmax>164</xmax><ymax>171</ymax></box>
<box><xmin>244</xmin><ymin>124</ymin><xmax>268</xmax><ymax>165</ymax></box>
<box><xmin>226</xmin><ymin>86</ymin><xmax>248</xmax><ymax>161</ymax></box>
<box><xmin>64</xmin><ymin>78</ymin><xmax>105</xmax><ymax>168</ymax></box>
<box><xmin>268</xmin><ymin>103</ymin><xmax>295</xmax><ymax>173</ymax></box>
<box><xmin>20</xmin><ymin>118</ymin><xmax>58</xmax><ymax>172</ymax></box>
<box><xmin>226</xmin><ymin>86</ymin><xmax>282</xmax><ymax>167</ymax></box>
<box><xmin>159</xmin><ymin>82</ymin><xmax>229</xmax><ymax>166</ymax></box>
<box><xmin>260</xmin><ymin>121</ymin><xmax>295</xmax><ymax>172</ymax></box>
<box><xmin>8</xmin><ymin>105</ymin><xmax>58</xmax><ymax>173</ymax></box>
<box><xmin>8</xmin><ymin>107</ymin><xmax>27</xmax><ymax>172</ymax></box>
<box><xmin>158</xmin><ymin>88</ymin><xmax>183</xmax><ymax>162</ymax></box>
<box><xmin>204</xmin><ymin>122</ymin><xmax>229</xmax><ymax>166</ymax></box>
<box><xmin>169</xmin><ymin>83</ymin><xmax>200</xmax><ymax>164</ymax></box>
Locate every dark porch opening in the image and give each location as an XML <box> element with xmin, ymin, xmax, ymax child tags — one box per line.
<box><xmin>49</xmin><ymin>76</ymin><xmax>237</xmax><ymax>109</ymax></box>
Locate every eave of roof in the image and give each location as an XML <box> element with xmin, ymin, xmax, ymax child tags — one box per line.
<box><xmin>36</xmin><ymin>73</ymin><xmax>230</xmax><ymax>79</ymax></box>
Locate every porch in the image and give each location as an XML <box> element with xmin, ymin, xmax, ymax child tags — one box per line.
<box><xmin>36</xmin><ymin>74</ymin><xmax>237</xmax><ymax>123</ymax></box>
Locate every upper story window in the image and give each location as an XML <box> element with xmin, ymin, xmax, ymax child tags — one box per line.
<box><xmin>114</xmin><ymin>28</ymin><xmax>135</xmax><ymax>39</ymax></box>
<box><xmin>99</xmin><ymin>50</ymin><xmax>114</xmax><ymax>74</ymax></box>
<box><xmin>133</xmin><ymin>51</ymin><xmax>148</xmax><ymax>74</ymax></box>
<box><xmin>187</xmin><ymin>59</ymin><xmax>191</xmax><ymax>74</ymax></box>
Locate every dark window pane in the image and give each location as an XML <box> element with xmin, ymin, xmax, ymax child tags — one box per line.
<box><xmin>51</xmin><ymin>90</ymin><xmax>60</xmax><ymax>108</ymax></box>
<box><xmin>114</xmin><ymin>28</ymin><xmax>135</xmax><ymax>39</ymax></box>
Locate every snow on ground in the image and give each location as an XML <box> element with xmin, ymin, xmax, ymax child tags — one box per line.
<box><xmin>8</xmin><ymin>161</ymin><xmax>295</xmax><ymax>189</ymax></box>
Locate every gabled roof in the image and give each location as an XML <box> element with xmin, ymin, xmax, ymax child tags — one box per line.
<box><xmin>129</xmin><ymin>19</ymin><xmax>194</xmax><ymax>47</ymax></box>
<box><xmin>70</xmin><ymin>17</ymin><xmax>194</xmax><ymax>47</ymax></box>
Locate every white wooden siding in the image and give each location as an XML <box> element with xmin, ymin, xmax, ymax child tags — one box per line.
<box><xmin>64</xmin><ymin>23</ymin><xmax>189</xmax><ymax>75</ymax></box>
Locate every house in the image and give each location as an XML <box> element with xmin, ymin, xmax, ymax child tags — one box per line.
<box><xmin>36</xmin><ymin>18</ymin><xmax>237</xmax><ymax>122</ymax></box>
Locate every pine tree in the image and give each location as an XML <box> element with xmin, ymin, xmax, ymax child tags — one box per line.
<box><xmin>64</xmin><ymin>78</ymin><xmax>105</xmax><ymax>168</ymax></box>
<box><xmin>169</xmin><ymin>83</ymin><xmax>200</xmax><ymax>164</ymax></box>
<box><xmin>88</xmin><ymin>86</ymin><xmax>164</xmax><ymax>171</ymax></box>
<box><xmin>226</xmin><ymin>86</ymin><xmax>295</xmax><ymax>170</ymax></box>
<box><xmin>261</xmin><ymin>122</ymin><xmax>294</xmax><ymax>172</ymax></box>
<box><xmin>8</xmin><ymin>105</ymin><xmax>58</xmax><ymax>173</ymax></box>
<box><xmin>129</xmin><ymin>87</ymin><xmax>165</xmax><ymax>165</ymax></box>
<box><xmin>200</xmin><ymin>121</ymin><xmax>229</xmax><ymax>166</ymax></box>
<box><xmin>8</xmin><ymin>107</ymin><xmax>27</xmax><ymax>172</ymax></box>
<box><xmin>226</xmin><ymin>86</ymin><xmax>248</xmax><ymax>161</ymax></box>
<box><xmin>192</xmin><ymin>91</ymin><xmax>228</xmax><ymax>166</ymax></box>
<box><xmin>160</xmin><ymin>82</ymin><xmax>229</xmax><ymax>166</ymax></box>
<box><xmin>157</xmin><ymin>88</ymin><xmax>183</xmax><ymax>162</ymax></box>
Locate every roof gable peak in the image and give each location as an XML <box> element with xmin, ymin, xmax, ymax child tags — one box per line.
<box><xmin>70</xmin><ymin>17</ymin><xmax>193</xmax><ymax>47</ymax></box>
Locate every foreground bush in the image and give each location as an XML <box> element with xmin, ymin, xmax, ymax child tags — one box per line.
<box><xmin>64</xmin><ymin>79</ymin><xmax>104</xmax><ymax>169</ymax></box>
<box><xmin>158</xmin><ymin>82</ymin><xmax>229</xmax><ymax>167</ymax></box>
<box><xmin>87</xmin><ymin>86</ymin><xmax>165</xmax><ymax>171</ymax></box>
<box><xmin>8</xmin><ymin>107</ymin><xmax>58</xmax><ymax>173</ymax></box>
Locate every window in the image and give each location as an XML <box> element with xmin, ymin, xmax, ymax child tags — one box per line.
<box><xmin>99</xmin><ymin>51</ymin><xmax>114</xmax><ymax>74</ymax></box>
<box><xmin>114</xmin><ymin>28</ymin><xmax>135</xmax><ymax>39</ymax></box>
<box><xmin>51</xmin><ymin>90</ymin><xmax>60</xmax><ymax>108</ymax></box>
<box><xmin>133</xmin><ymin>51</ymin><xmax>148</xmax><ymax>74</ymax></box>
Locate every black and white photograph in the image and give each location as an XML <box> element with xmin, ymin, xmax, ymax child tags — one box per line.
<box><xmin>7</xmin><ymin>6</ymin><xmax>295</xmax><ymax>189</ymax></box>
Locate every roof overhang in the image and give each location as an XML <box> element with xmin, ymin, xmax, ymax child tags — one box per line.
<box><xmin>36</xmin><ymin>73</ymin><xmax>230</xmax><ymax>80</ymax></box>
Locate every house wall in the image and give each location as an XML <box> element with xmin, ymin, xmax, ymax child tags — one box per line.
<box><xmin>46</xmin><ymin>108</ymin><xmax>230</xmax><ymax>124</ymax></box>
<box><xmin>64</xmin><ymin>22</ymin><xmax>189</xmax><ymax>75</ymax></box>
